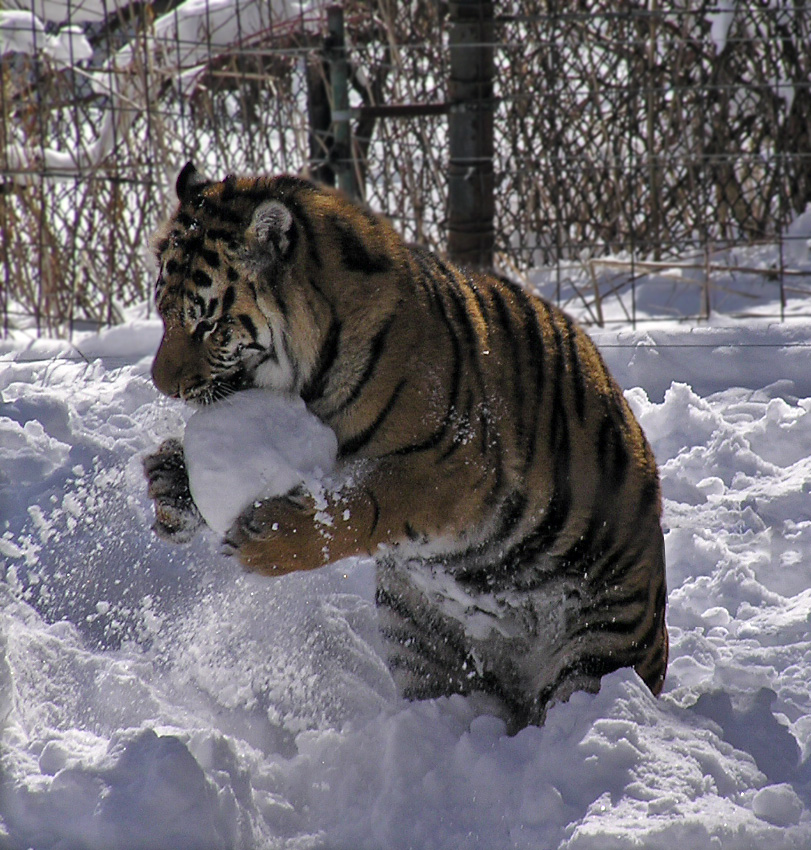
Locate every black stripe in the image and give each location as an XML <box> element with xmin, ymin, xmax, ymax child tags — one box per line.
<box><xmin>638</xmin><ymin>478</ymin><xmax>661</xmax><ymax>518</ymax></box>
<box><xmin>301</xmin><ymin>310</ymin><xmax>342</xmax><ymax>403</ymax></box>
<box><xmin>221</xmin><ymin>286</ymin><xmax>236</xmax><ymax>315</ymax></box>
<box><xmin>332</xmin><ymin>216</ymin><xmax>393</xmax><ymax>274</ymax></box>
<box><xmin>375</xmin><ymin>586</ymin><xmax>470</xmax><ymax>660</ymax></box>
<box><xmin>596</xmin><ymin>535</ymin><xmax>651</xmax><ymax>588</ymax></box>
<box><xmin>409</xmin><ymin>247</ymin><xmax>445</xmax><ymax>313</ymax></box>
<box><xmin>339</xmin><ymin>379</ymin><xmax>407</xmax><ymax>457</ymax></box>
<box><xmin>558</xmin><ymin>514</ymin><xmax>613</xmax><ymax>578</ymax></box>
<box><xmin>554</xmin><ymin>416</ymin><xmax>629</xmax><ymax>583</ymax></box>
<box><xmin>329</xmin><ymin>313</ymin><xmax>398</xmax><ymax>416</ymax></box>
<box><xmin>383</xmin><ymin>297</ymin><xmax>463</xmax><ymax>455</ymax></box>
<box><xmin>576</xmin><ymin>653</ymin><xmax>627</xmax><ymax>681</ymax></box>
<box><xmin>274</xmin><ymin>174</ymin><xmax>317</xmax><ymax>195</ymax></box>
<box><xmin>272</xmin><ymin>285</ymin><xmax>290</xmax><ymax>322</ymax></box>
<box><xmin>389</xmin><ymin>423</ymin><xmax>449</xmax><ymax>457</ymax></box>
<box><xmin>494</xmin><ymin>489</ymin><xmax>529</xmax><ymax>544</ymax></box>
<box><xmin>440</xmin><ymin>272</ymin><xmax>496</xmax><ymax>463</ymax></box>
<box><xmin>535</xmin><ymin>654</ymin><xmax>620</xmax><ymax>709</ymax></box>
<box><xmin>654</xmin><ymin>571</ymin><xmax>667</xmax><ymax>612</ymax></box>
<box><xmin>208</xmin><ymin>228</ymin><xmax>236</xmax><ymax>244</ymax></box>
<box><xmin>280</xmin><ymin>211</ymin><xmax>298</xmax><ymax>261</ymax></box>
<box><xmin>282</xmin><ymin>193</ymin><xmax>322</xmax><ymax>268</ymax></box>
<box><xmin>238</xmin><ymin>313</ymin><xmax>258</xmax><ymax>339</ymax></box>
<box><xmin>257</xmin><ymin>346</ymin><xmax>279</xmax><ymax>365</ymax></box>
<box><xmin>438</xmin><ymin>266</ymin><xmax>481</xmax><ymax>357</ymax></box>
<box><xmin>411</xmin><ymin>254</ymin><xmax>488</xmax><ymax>462</ymax></box>
<box><xmin>490</xmin><ymin>285</ymin><xmax>527</xmax><ymax>450</ymax></box>
<box><xmin>455</xmin><ymin>489</ymin><xmax>530</xmax><ymax>593</ymax></box>
<box><xmin>200</xmin><ymin>199</ymin><xmax>242</xmax><ymax>225</ymax></box>
<box><xmin>547</xmin><ymin>314</ymin><xmax>568</xmax><ymax>441</ymax></box>
<box><xmin>439</xmin><ymin>390</ymin><xmax>475</xmax><ymax>461</ymax></box>
<box><xmin>201</xmin><ymin>248</ymin><xmax>220</xmax><ymax>269</ymax></box>
<box><xmin>367</xmin><ymin>487</ymin><xmax>381</xmax><ymax>536</ymax></box>
<box><xmin>632</xmin><ymin>601</ymin><xmax>668</xmax><ymax>658</ymax></box>
<box><xmin>519</xmin><ymin>293</ymin><xmax>548</xmax><ymax>472</ymax></box>
<box><xmin>539</xmin><ymin>317</ymin><xmax>574</xmax><ymax>555</ymax></box>
<box><xmin>577</xmin><ymin>584</ymin><xmax>650</xmax><ymax>633</ymax></box>
<box><xmin>377</xmin><ymin>278</ymin><xmax>465</xmax><ymax>460</ymax></box>
<box><xmin>404</xmin><ymin>522</ymin><xmax>421</xmax><ymax>541</ymax></box>
<box><xmin>220</xmin><ymin>174</ymin><xmax>237</xmax><ymax>201</ymax></box>
<box><xmin>561</xmin><ymin>312</ymin><xmax>588</xmax><ymax>423</ymax></box>
<box><xmin>598</xmin><ymin>412</ymin><xmax>631</xmax><ymax>492</ymax></box>
<box><xmin>589</xmin><ymin>484</ymin><xmax>661</xmax><ymax>586</ymax></box>
<box><xmin>192</xmin><ymin>269</ymin><xmax>212</xmax><ymax>288</ymax></box>
<box><xmin>500</xmin><ymin>412</ymin><xmax>571</xmax><ymax>574</ymax></box>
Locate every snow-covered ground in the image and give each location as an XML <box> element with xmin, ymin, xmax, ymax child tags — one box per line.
<box><xmin>3</xmin><ymin>293</ymin><xmax>811</xmax><ymax>847</ymax></box>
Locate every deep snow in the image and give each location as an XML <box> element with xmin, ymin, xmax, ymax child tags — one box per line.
<box><xmin>2</xmin><ymin>304</ymin><xmax>811</xmax><ymax>848</ymax></box>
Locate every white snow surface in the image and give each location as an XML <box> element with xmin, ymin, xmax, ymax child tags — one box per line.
<box><xmin>184</xmin><ymin>389</ymin><xmax>337</xmax><ymax>535</ymax></box>
<box><xmin>2</xmin><ymin>310</ymin><xmax>811</xmax><ymax>848</ymax></box>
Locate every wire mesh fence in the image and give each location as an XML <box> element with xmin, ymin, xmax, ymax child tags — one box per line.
<box><xmin>2</xmin><ymin>0</ymin><xmax>811</xmax><ymax>336</ymax></box>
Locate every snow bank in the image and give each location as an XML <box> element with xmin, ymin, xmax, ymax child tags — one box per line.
<box><xmin>2</xmin><ymin>316</ymin><xmax>811</xmax><ymax>848</ymax></box>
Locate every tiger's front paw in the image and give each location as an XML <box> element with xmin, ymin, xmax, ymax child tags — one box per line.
<box><xmin>142</xmin><ymin>438</ymin><xmax>204</xmax><ymax>543</ymax></box>
<box><xmin>222</xmin><ymin>491</ymin><xmax>327</xmax><ymax>576</ymax></box>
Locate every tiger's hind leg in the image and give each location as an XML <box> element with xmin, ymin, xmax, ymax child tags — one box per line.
<box><xmin>375</xmin><ymin>560</ymin><xmax>479</xmax><ymax>702</ymax></box>
<box><xmin>374</xmin><ymin>559</ymin><xmax>536</xmax><ymax>733</ymax></box>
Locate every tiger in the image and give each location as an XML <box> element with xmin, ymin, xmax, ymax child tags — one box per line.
<box><xmin>143</xmin><ymin>161</ymin><xmax>668</xmax><ymax>731</ymax></box>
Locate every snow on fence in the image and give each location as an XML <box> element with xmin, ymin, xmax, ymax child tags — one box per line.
<box><xmin>2</xmin><ymin>0</ymin><xmax>811</xmax><ymax>335</ymax></box>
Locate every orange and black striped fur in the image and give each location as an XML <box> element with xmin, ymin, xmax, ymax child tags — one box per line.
<box><xmin>144</xmin><ymin>162</ymin><xmax>668</xmax><ymax>729</ymax></box>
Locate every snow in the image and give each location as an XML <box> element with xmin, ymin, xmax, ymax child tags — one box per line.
<box><xmin>3</xmin><ymin>301</ymin><xmax>811</xmax><ymax>847</ymax></box>
<box><xmin>1</xmin><ymin>0</ymin><xmax>323</xmax><ymax>181</ymax></box>
<box><xmin>0</xmin><ymin>11</ymin><xmax>92</xmax><ymax>64</ymax></box>
<box><xmin>183</xmin><ymin>389</ymin><xmax>338</xmax><ymax>535</ymax></box>
<box><xmin>707</xmin><ymin>1</ymin><xmax>736</xmax><ymax>54</ymax></box>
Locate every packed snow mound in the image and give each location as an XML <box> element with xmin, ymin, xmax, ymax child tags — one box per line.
<box><xmin>183</xmin><ymin>389</ymin><xmax>338</xmax><ymax>534</ymax></box>
<box><xmin>2</xmin><ymin>315</ymin><xmax>811</xmax><ymax>849</ymax></box>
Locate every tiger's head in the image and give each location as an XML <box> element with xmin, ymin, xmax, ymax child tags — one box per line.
<box><xmin>150</xmin><ymin>162</ymin><xmax>308</xmax><ymax>405</ymax></box>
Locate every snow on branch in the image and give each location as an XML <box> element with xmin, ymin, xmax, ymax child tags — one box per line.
<box><xmin>0</xmin><ymin>0</ymin><xmax>324</xmax><ymax>182</ymax></box>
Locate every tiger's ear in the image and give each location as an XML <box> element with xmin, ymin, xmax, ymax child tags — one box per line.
<box><xmin>176</xmin><ymin>161</ymin><xmax>209</xmax><ymax>203</ymax></box>
<box><xmin>246</xmin><ymin>200</ymin><xmax>295</xmax><ymax>260</ymax></box>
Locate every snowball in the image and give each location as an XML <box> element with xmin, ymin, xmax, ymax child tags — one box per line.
<box><xmin>752</xmin><ymin>784</ymin><xmax>803</xmax><ymax>827</ymax></box>
<box><xmin>183</xmin><ymin>389</ymin><xmax>338</xmax><ymax>534</ymax></box>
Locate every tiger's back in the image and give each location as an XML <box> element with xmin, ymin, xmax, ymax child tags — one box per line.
<box><xmin>147</xmin><ymin>164</ymin><xmax>667</xmax><ymax>729</ymax></box>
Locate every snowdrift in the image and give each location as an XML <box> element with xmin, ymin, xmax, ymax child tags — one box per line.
<box><xmin>2</xmin><ymin>312</ymin><xmax>811</xmax><ymax>848</ymax></box>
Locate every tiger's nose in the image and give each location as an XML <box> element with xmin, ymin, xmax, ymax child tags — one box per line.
<box><xmin>151</xmin><ymin>326</ymin><xmax>201</xmax><ymax>399</ymax></box>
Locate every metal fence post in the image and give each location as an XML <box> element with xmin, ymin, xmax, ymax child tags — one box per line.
<box><xmin>307</xmin><ymin>50</ymin><xmax>335</xmax><ymax>186</ymax></box>
<box><xmin>327</xmin><ymin>5</ymin><xmax>359</xmax><ymax>200</ymax></box>
<box><xmin>448</xmin><ymin>0</ymin><xmax>495</xmax><ymax>271</ymax></box>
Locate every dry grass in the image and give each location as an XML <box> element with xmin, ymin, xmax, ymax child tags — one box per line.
<box><xmin>2</xmin><ymin>1</ymin><xmax>810</xmax><ymax>335</ymax></box>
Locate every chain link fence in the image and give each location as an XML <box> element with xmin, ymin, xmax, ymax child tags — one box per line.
<box><xmin>2</xmin><ymin>0</ymin><xmax>811</xmax><ymax>334</ymax></box>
